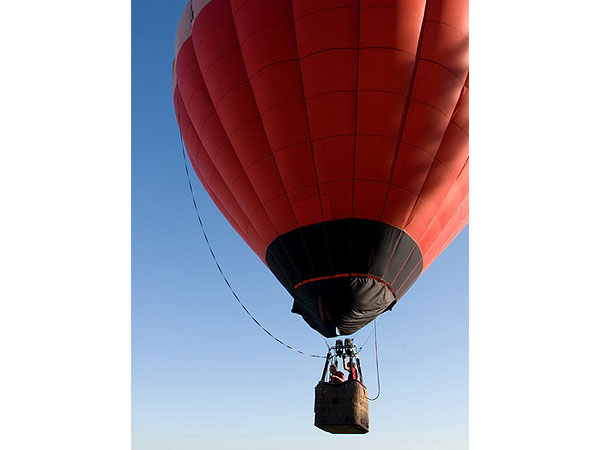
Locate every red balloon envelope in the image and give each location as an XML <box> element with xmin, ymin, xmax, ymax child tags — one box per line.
<box><xmin>173</xmin><ymin>0</ymin><xmax>468</xmax><ymax>337</ymax></box>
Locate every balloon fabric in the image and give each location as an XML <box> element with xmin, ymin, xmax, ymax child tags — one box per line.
<box><xmin>172</xmin><ymin>0</ymin><xmax>469</xmax><ymax>337</ymax></box>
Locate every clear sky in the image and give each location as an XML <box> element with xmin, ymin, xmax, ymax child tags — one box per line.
<box><xmin>132</xmin><ymin>1</ymin><xmax>468</xmax><ymax>449</ymax></box>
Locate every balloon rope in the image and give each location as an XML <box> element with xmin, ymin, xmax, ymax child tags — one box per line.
<box><xmin>357</xmin><ymin>312</ymin><xmax>389</xmax><ymax>354</ymax></box>
<box><xmin>357</xmin><ymin>321</ymin><xmax>376</xmax><ymax>354</ymax></box>
<box><xmin>367</xmin><ymin>318</ymin><xmax>382</xmax><ymax>401</ymax></box>
<box><xmin>176</xmin><ymin>107</ymin><xmax>326</xmax><ymax>359</ymax></box>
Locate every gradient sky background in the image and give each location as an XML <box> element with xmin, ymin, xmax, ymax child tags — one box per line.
<box><xmin>132</xmin><ymin>1</ymin><xmax>468</xmax><ymax>449</ymax></box>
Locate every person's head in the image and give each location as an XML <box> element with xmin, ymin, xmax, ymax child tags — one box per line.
<box><xmin>329</xmin><ymin>363</ymin><xmax>337</xmax><ymax>374</ymax></box>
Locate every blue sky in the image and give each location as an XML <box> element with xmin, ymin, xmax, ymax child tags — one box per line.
<box><xmin>132</xmin><ymin>1</ymin><xmax>468</xmax><ymax>448</ymax></box>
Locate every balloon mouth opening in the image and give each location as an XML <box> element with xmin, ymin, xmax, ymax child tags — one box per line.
<box><xmin>291</xmin><ymin>275</ymin><xmax>397</xmax><ymax>337</ymax></box>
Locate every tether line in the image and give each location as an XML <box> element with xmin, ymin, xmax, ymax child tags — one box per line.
<box><xmin>367</xmin><ymin>318</ymin><xmax>382</xmax><ymax>401</ymax></box>
<box><xmin>175</xmin><ymin>110</ymin><xmax>326</xmax><ymax>359</ymax></box>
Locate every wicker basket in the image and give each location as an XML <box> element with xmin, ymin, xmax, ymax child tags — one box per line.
<box><xmin>314</xmin><ymin>380</ymin><xmax>369</xmax><ymax>434</ymax></box>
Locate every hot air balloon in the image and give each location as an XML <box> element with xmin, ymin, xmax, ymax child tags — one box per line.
<box><xmin>172</xmin><ymin>0</ymin><xmax>469</xmax><ymax>338</ymax></box>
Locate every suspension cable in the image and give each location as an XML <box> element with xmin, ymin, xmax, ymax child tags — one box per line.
<box><xmin>357</xmin><ymin>321</ymin><xmax>376</xmax><ymax>354</ymax></box>
<box><xmin>176</xmin><ymin>114</ymin><xmax>326</xmax><ymax>359</ymax></box>
<box><xmin>357</xmin><ymin>311</ymin><xmax>390</xmax><ymax>354</ymax></box>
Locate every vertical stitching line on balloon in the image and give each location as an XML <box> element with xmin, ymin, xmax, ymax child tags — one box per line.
<box><xmin>379</xmin><ymin>231</ymin><xmax>406</xmax><ymax>282</ymax></box>
<box><xmin>376</xmin><ymin>0</ymin><xmax>430</xmax><ymax>223</ymax></box>
<box><xmin>349</xmin><ymin>0</ymin><xmax>361</xmax><ymax>276</ymax></box>
<box><xmin>289</xmin><ymin>0</ymin><xmax>334</xmax><ymax>277</ymax></box>
<box><xmin>392</xmin><ymin>258</ymin><xmax>423</xmax><ymax>297</ymax></box>
<box><xmin>350</xmin><ymin>0</ymin><xmax>361</xmax><ymax>217</ymax></box>
<box><xmin>365</xmin><ymin>0</ymin><xmax>431</xmax><ymax>289</ymax></box>
<box><xmin>388</xmin><ymin>245</ymin><xmax>420</xmax><ymax>289</ymax></box>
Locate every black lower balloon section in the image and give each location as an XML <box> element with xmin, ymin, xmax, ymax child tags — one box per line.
<box><xmin>265</xmin><ymin>218</ymin><xmax>423</xmax><ymax>337</ymax></box>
